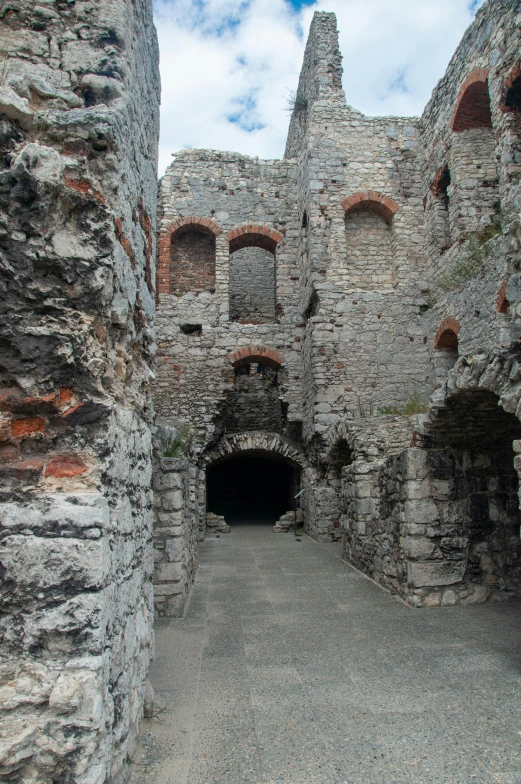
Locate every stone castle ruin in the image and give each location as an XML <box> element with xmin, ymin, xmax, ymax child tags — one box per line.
<box><xmin>1</xmin><ymin>0</ymin><xmax>521</xmax><ymax>780</ymax></box>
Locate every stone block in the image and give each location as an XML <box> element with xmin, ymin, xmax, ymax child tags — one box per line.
<box><xmin>404</xmin><ymin>479</ymin><xmax>431</xmax><ymax>500</ymax></box>
<box><xmin>403</xmin><ymin>500</ymin><xmax>438</xmax><ymax>525</ymax></box>
<box><xmin>403</xmin><ymin>536</ymin><xmax>437</xmax><ymax>560</ymax></box>
<box><xmin>0</xmin><ymin>535</ymin><xmax>110</xmax><ymax>593</ymax></box>
<box><xmin>407</xmin><ymin>561</ymin><xmax>465</xmax><ymax>588</ymax></box>
<box><xmin>153</xmin><ymin>471</ymin><xmax>181</xmax><ymax>492</ymax></box>
<box><xmin>165</xmin><ymin>538</ymin><xmax>186</xmax><ymax>562</ymax></box>
<box><xmin>403</xmin><ymin>448</ymin><xmax>429</xmax><ymax>480</ymax></box>
<box><xmin>162</xmin><ymin>490</ymin><xmax>184</xmax><ymax>512</ymax></box>
<box><xmin>155</xmin><ymin>562</ymin><xmax>185</xmax><ymax>582</ymax></box>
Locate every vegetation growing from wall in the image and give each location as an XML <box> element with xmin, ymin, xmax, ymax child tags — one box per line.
<box><xmin>164</xmin><ymin>425</ymin><xmax>193</xmax><ymax>457</ymax></box>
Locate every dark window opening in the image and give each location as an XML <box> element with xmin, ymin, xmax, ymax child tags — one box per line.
<box><xmin>302</xmin><ymin>211</ymin><xmax>308</xmax><ymax>229</ymax></box>
<box><xmin>207</xmin><ymin>451</ymin><xmax>300</xmax><ymax>524</ymax></box>
<box><xmin>224</xmin><ymin>362</ymin><xmax>281</xmax><ymax>433</ymax></box>
<box><xmin>180</xmin><ymin>323</ymin><xmax>202</xmax><ymax>336</ymax></box>
<box><xmin>430</xmin><ymin>166</ymin><xmax>452</xmax><ymax>251</ymax></box>
<box><xmin>505</xmin><ymin>76</ymin><xmax>521</xmax><ymax>112</ymax></box>
<box><xmin>436</xmin><ymin>329</ymin><xmax>458</xmax><ymax>351</ymax></box>
<box><xmin>434</xmin><ymin>329</ymin><xmax>459</xmax><ymax>381</ymax></box>
<box><xmin>304</xmin><ymin>290</ymin><xmax>318</xmax><ymax>320</ymax></box>
<box><xmin>329</xmin><ymin>438</ymin><xmax>353</xmax><ymax>468</ymax></box>
<box><xmin>287</xmin><ymin>420</ymin><xmax>303</xmax><ymax>444</ymax></box>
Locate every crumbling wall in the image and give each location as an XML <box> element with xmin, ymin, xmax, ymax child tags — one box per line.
<box><xmin>0</xmin><ymin>0</ymin><xmax>159</xmax><ymax>781</ymax></box>
<box><xmin>154</xmin><ymin>150</ymin><xmax>304</xmax><ymax>452</ymax></box>
<box><xmin>419</xmin><ymin>0</ymin><xmax>521</xmax><ymax>363</ymax></box>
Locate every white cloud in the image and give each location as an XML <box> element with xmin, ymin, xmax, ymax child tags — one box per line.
<box><xmin>154</xmin><ymin>0</ymin><xmax>486</xmax><ymax>175</ymax></box>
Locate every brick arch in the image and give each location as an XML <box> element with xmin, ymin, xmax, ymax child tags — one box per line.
<box><xmin>157</xmin><ymin>216</ymin><xmax>222</xmax><ymax>295</ymax></box>
<box><xmin>227</xmin><ymin>225</ymin><xmax>284</xmax><ymax>254</ymax></box>
<box><xmin>202</xmin><ymin>431</ymin><xmax>306</xmax><ymax>468</ymax></box>
<box><xmin>341</xmin><ymin>191</ymin><xmax>399</xmax><ymax>223</ymax></box>
<box><xmin>228</xmin><ymin>346</ymin><xmax>282</xmax><ymax>370</ymax></box>
<box><xmin>434</xmin><ymin>318</ymin><xmax>460</xmax><ymax>350</ymax></box>
<box><xmin>451</xmin><ymin>68</ymin><xmax>492</xmax><ymax>132</ymax></box>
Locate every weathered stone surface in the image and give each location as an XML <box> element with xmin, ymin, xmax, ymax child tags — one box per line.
<box><xmin>408</xmin><ymin>561</ymin><xmax>466</xmax><ymax>587</ymax></box>
<box><xmin>0</xmin><ymin>0</ymin><xmax>160</xmax><ymax>780</ymax></box>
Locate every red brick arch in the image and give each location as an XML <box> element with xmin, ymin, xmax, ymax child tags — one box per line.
<box><xmin>228</xmin><ymin>346</ymin><xmax>282</xmax><ymax>370</ymax></box>
<box><xmin>434</xmin><ymin>318</ymin><xmax>460</xmax><ymax>350</ymax></box>
<box><xmin>227</xmin><ymin>225</ymin><xmax>284</xmax><ymax>254</ymax></box>
<box><xmin>341</xmin><ymin>191</ymin><xmax>399</xmax><ymax>223</ymax></box>
<box><xmin>157</xmin><ymin>216</ymin><xmax>222</xmax><ymax>295</ymax></box>
<box><xmin>451</xmin><ymin>69</ymin><xmax>492</xmax><ymax>132</ymax></box>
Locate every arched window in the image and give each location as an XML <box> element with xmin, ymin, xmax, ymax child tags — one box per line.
<box><xmin>157</xmin><ymin>217</ymin><xmax>221</xmax><ymax>296</ymax></box>
<box><xmin>171</xmin><ymin>225</ymin><xmax>216</xmax><ymax>294</ymax></box>
<box><xmin>342</xmin><ymin>192</ymin><xmax>398</xmax><ymax>290</ymax></box>
<box><xmin>224</xmin><ymin>347</ymin><xmax>283</xmax><ymax>434</ymax></box>
<box><xmin>434</xmin><ymin>319</ymin><xmax>460</xmax><ymax>382</ymax></box>
<box><xmin>450</xmin><ymin>71</ymin><xmax>499</xmax><ymax>237</ymax></box>
<box><xmin>451</xmin><ymin>71</ymin><xmax>492</xmax><ymax>132</ymax></box>
<box><xmin>226</xmin><ymin>226</ymin><xmax>283</xmax><ymax>324</ymax></box>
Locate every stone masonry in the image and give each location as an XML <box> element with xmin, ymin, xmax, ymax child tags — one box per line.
<box><xmin>0</xmin><ymin>1</ymin><xmax>159</xmax><ymax>782</ymax></box>
<box><xmin>1</xmin><ymin>1</ymin><xmax>521</xmax><ymax>782</ymax></box>
<box><xmin>154</xmin><ymin>0</ymin><xmax>521</xmax><ymax>602</ymax></box>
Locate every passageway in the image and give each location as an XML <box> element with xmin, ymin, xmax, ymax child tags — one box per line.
<box><xmin>133</xmin><ymin>527</ymin><xmax>521</xmax><ymax>784</ymax></box>
<box><xmin>206</xmin><ymin>451</ymin><xmax>299</xmax><ymax>523</ymax></box>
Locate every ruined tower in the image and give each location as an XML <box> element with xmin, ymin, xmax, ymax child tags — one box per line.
<box><xmin>154</xmin><ymin>0</ymin><xmax>521</xmax><ymax>609</ymax></box>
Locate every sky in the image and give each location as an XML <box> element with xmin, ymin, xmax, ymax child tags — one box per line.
<box><xmin>153</xmin><ymin>0</ymin><xmax>486</xmax><ymax>175</ymax></box>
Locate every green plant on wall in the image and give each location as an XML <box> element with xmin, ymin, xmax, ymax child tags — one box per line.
<box><xmin>377</xmin><ymin>389</ymin><xmax>428</xmax><ymax>416</ymax></box>
<box><xmin>285</xmin><ymin>90</ymin><xmax>308</xmax><ymax>114</ymax></box>
<box><xmin>437</xmin><ymin>212</ymin><xmax>503</xmax><ymax>292</ymax></box>
<box><xmin>164</xmin><ymin>425</ymin><xmax>193</xmax><ymax>458</ymax></box>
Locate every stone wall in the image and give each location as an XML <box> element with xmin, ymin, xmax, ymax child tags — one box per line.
<box><xmin>229</xmin><ymin>246</ymin><xmax>276</xmax><ymax>323</ymax></box>
<box><xmin>152</xmin><ymin>453</ymin><xmax>197</xmax><ymax>617</ymax></box>
<box><xmin>153</xmin><ymin>1</ymin><xmax>521</xmax><ymax>569</ymax></box>
<box><xmin>171</xmin><ymin>227</ymin><xmax>216</xmax><ymax>294</ymax></box>
<box><xmin>154</xmin><ymin>150</ymin><xmax>304</xmax><ymax>458</ymax></box>
<box><xmin>0</xmin><ymin>0</ymin><xmax>159</xmax><ymax>781</ymax></box>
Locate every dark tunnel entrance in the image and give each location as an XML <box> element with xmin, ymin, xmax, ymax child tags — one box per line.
<box><xmin>206</xmin><ymin>451</ymin><xmax>300</xmax><ymax>524</ymax></box>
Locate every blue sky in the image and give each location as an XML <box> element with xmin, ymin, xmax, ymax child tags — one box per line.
<box><xmin>154</xmin><ymin>0</ymin><xmax>486</xmax><ymax>174</ymax></box>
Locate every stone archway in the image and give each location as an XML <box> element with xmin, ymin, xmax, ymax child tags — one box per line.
<box><xmin>202</xmin><ymin>432</ymin><xmax>305</xmax><ymax>528</ymax></box>
<box><xmin>202</xmin><ymin>431</ymin><xmax>305</xmax><ymax>470</ymax></box>
<box><xmin>406</xmin><ymin>348</ymin><xmax>521</xmax><ymax>605</ymax></box>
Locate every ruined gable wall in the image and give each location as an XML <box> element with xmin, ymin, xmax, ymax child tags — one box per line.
<box><xmin>0</xmin><ymin>1</ymin><xmax>159</xmax><ymax>781</ymax></box>
<box><xmin>154</xmin><ymin>150</ymin><xmax>304</xmax><ymax>459</ymax></box>
<box><xmin>341</xmin><ymin>0</ymin><xmax>521</xmax><ymax>602</ymax></box>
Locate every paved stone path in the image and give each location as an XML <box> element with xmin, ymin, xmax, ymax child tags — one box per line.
<box><xmin>132</xmin><ymin>525</ymin><xmax>521</xmax><ymax>784</ymax></box>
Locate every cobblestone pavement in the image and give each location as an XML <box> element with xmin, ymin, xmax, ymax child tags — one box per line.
<box><xmin>132</xmin><ymin>525</ymin><xmax>521</xmax><ymax>784</ymax></box>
